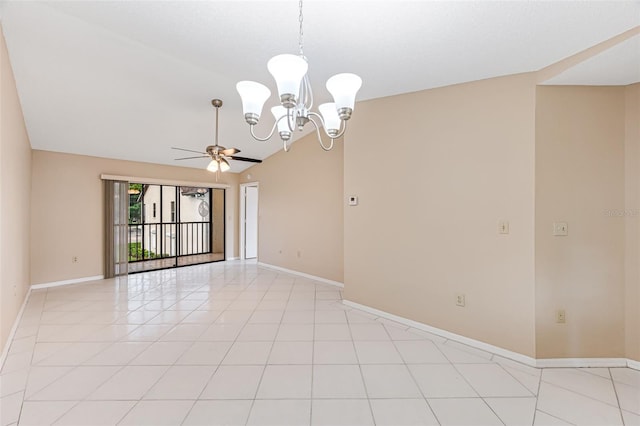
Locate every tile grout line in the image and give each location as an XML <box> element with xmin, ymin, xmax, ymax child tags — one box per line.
<box><xmin>345</xmin><ymin>303</ymin><xmax>378</xmax><ymax>425</ymax></box>
<box><xmin>608</xmin><ymin>367</ymin><xmax>628</xmax><ymax>426</ymax></box>
<box><xmin>491</xmin><ymin>355</ymin><xmax>542</xmax><ymax>397</ymax></box>
<box><xmin>22</xmin><ymin>269</ymin><xmax>220</xmax><ymax>425</ymax></box>
<box><xmin>31</xmin><ymin>272</ymin><xmax>199</xmax><ymax>425</ymax></box>
<box><xmin>432</xmin><ymin>338</ymin><xmax>500</xmax><ymax>423</ymax></box>
<box><xmin>538</xmin><ymin>372</ymin><xmax>629</xmax><ymax>411</ymax></box>
<box><xmin>127</xmin><ymin>271</ymin><xmax>236</xmax><ymax>424</ymax></box>
<box><xmin>6</xmin><ymin>290</ymin><xmax>40</xmax><ymax>426</ymax></box>
<box><xmin>242</xmin><ymin>272</ymin><xmax>284</xmax><ymax>426</ymax></box>
<box><xmin>179</xmin><ymin>271</ymin><xmax>264</xmax><ymax>426</ymax></box>
<box><xmin>535</xmin><ymin>408</ymin><xmax>579</xmax><ymax>425</ymax></box>
<box><xmin>6</xmin><ymin>263</ymin><xmax>639</xmax><ymax>425</ymax></box>
<box><xmin>386</xmin><ymin>324</ymin><xmax>443</xmax><ymax>425</ymax></box>
<box><xmin>309</xmin><ymin>279</ymin><xmax>318</xmax><ymax>426</ymax></box>
<box><xmin>18</xmin><ymin>288</ymin><xmax>95</xmax><ymax>426</ymax></box>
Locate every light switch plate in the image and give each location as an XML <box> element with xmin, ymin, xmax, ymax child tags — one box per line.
<box><xmin>553</xmin><ymin>222</ymin><xmax>568</xmax><ymax>236</ymax></box>
<box><xmin>348</xmin><ymin>195</ymin><xmax>358</xmax><ymax>206</ymax></box>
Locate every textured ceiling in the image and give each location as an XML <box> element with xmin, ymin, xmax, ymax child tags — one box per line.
<box><xmin>1</xmin><ymin>1</ymin><xmax>639</xmax><ymax>172</ymax></box>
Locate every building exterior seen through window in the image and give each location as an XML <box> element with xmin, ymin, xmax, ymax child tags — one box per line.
<box><xmin>127</xmin><ymin>183</ymin><xmax>225</xmax><ymax>272</ymax></box>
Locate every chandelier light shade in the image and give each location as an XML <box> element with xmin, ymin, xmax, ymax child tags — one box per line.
<box><xmin>236</xmin><ymin>0</ymin><xmax>362</xmax><ymax>152</ymax></box>
<box><xmin>236</xmin><ymin>81</ymin><xmax>271</xmax><ymax>125</ymax></box>
<box><xmin>267</xmin><ymin>54</ymin><xmax>309</xmax><ymax>107</ymax></box>
<box><xmin>271</xmin><ymin>106</ymin><xmax>292</xmax><ymax>140</ymax></box>
<box><xmin>318</xmin><ymin>103</ymin><xmax>341</xmax><ymax>136</ymax></box>
<box><xmin>326</xmin><ymin>73</ymin><xmax>363</xmax><ymax>117</ymax></box>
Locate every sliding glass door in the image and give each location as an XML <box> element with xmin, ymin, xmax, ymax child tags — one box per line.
<box><xmin>127</xmin><ymin>183</ymin><xmax>225</xmax><ymax>273</ymax></box>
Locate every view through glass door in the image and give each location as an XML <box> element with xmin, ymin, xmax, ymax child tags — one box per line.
<box><xmin>127</xmin><ymin>183</ymin><xmax>225</xmax><ymax>273</ymax></box>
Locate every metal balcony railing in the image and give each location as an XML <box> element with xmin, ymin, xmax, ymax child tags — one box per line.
<box><xmin>128</xmin><ymin>222</ymin><xmax>211</xmax><ymax>262</ymax></box>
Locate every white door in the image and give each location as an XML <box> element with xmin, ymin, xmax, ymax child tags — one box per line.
<box><xmin>244</xmin><ymin>186</ymin><xmax>258</xmax><ymax>259</ymax></box>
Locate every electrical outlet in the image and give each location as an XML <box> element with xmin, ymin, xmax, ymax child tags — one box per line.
<box><xmin>455</xmin><ymin>293</ymin><xmax>466</xmax><ymax>307</ymax></box>
<box><xmin>553</xmin><ymin>222</ymin><xmax>568</xmax><ymax>236</ymax></box>
<box><xmin>498</xmin><ymin>220</ymin><xmax>510</xmax><ymax>234</ymax></box>
<box><xmin>72</xmin><ymin>256</ymin><xmax>78</xmax><ymax>263</ymax></box>
<box><xmin>556</xmin><ymin>309</ymin><xmax>566</xmax><ymax>323</ymax></box>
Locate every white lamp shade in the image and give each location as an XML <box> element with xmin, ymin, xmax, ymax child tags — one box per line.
<box><xmin>267</xmin><ymin>54</ymin><xmax>308</xmax><ymax>99</ymax></box>
<box><xmin>319</xmin><ymin>103</ymin><xmax>341</xmax><ymax>133</ymax></box>
<box><xmin>207</xmin><ymin>159</ymin><xmax>219</xmax><ymax>172</ymax></box>
<box><xmin>326</xmin><ymin>73</ymin><xmax>362</xmax><ymax>110</ymax></box>
<box><xmin>207</xmin><ymin>159</ymin><xmax>231</xmax><ymax>173</ymax></box>
<box><xmin>236</xmin><ymin>81</ymin><xmax>271</xmax><ymax>117</ymax></box>
<box><xmin>271</xmin><ymin>106</ymin><xmax>290</xmax><ymax>133</ymax></box>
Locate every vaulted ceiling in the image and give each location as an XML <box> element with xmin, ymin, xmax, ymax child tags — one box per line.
<box><xmin>1</xmin><ymin>1</ymin><xmax>639</xmax><ymax>172</ymax></box>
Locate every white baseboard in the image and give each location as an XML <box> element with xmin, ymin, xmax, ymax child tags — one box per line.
<box><xmin>626</xmin><ymin>358</ymin><xmax>640</xmax><ymax>370</ymax></box>
<box><xmin>226</xmin><ymin>257</ymin><xmax>240</xmax><ymax>261</ymax></box>
<box><xmin>343</xmin><ymin>299</ymin><xmax>640</xmax><ymax>371</ymax></box>
<box><xmin>31</xmin><ymin>275</ymin><xmax>104</xmax><ymax>290</ymax></box>
<box><xmin>535</xmin><ymin>358</ymin><xmax>629</xmax><ymax>369</ymax></box>
<box><xmin>257</xmin><ymin>262</ymin><xmax>344</xmax><ymax>288</ymax></box>
<box><xmin>343</xmin><ymin>299</ymin><xmax>537</xmax><ymax>367</ymax></box>
<box><xmin>0</xmin><ymin>288</ymin><xmax>32</xmax><ymax>371</ymax></box>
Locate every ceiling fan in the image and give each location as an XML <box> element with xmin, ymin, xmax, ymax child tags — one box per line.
<box><xmin>172</xmin><ymin>99</ymin><xmax>262</xmax><ymax>177</ymax></box>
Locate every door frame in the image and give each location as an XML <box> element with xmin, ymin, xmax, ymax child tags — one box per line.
<box><xmin>239</xmin><ymin>182</ymin><xmax>259</xmax><ymax>260</ymax></box>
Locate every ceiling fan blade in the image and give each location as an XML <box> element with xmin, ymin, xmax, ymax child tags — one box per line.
<box><xmin>174</xmin><ymin>155</ymin><xmax>210</xmax><ymax>160</ymax></box>
<box><xmin>171</xmin><ymin>147</ymin><xmax>207</xmax><ymax>155</ymax></box>
<box><xmin>221</xmin><ymin>148</ymin><xmax>240</xmax><ymax>156</ymax></box>
<box><xmin>229</xmin><ymin>156</ymin><xmax>262</xmax><ymax>163</ymax></box>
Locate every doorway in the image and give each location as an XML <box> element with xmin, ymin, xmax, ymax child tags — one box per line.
<box><xmin>240</xmin><ymin>183</ymin><xmax>259</xmax><ymax>260</ymax></box>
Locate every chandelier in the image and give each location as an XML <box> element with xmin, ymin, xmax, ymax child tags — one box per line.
<box><xmin>236</xmin><ymin>0</ymin><xmax>362</xmax><ymax>152</ymax></box>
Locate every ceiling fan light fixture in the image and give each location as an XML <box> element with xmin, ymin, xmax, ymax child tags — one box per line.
<box><xmin>172</xmin><ymin>98</ymin><xmax>263</xmax><ymax>177</ymax></box>
<box><xmin>236</xmin><ymin>0</ymin><xmax>362</xmax><ymax>152</ymax></box>
<box><xmin>206</xmin><ymin>159</ymin><xmax>220</xmax><ymax>172</ymax></box>
<box><xmin>207</xmin><ymin>158</ymin><xmax>230</xmax><ymax>173</ymax></box>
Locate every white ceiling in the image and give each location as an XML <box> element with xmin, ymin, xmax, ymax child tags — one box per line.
<box><xmin>542</xmin><ymin>34</ymin><xmax>640</xmax><ymax>86</ymax></box>
<box><xmin>1</xmin><ymin>1</ymin><xmax>639</xmax><ymax>172</ymax></box>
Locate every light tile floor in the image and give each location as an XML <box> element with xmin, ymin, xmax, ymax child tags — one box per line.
<box><xmin>1</xmin><ymin>261</ymin><xmax>639</xmax><ymax>426</ymax></box>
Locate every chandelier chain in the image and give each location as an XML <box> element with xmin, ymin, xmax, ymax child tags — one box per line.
<box><xmin>298</xmin><ymin>0</ymin><xmax>304</xmax><ymax>56</ymax></box>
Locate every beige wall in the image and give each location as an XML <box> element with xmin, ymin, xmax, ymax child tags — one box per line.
<box><xmin>0</xmin><ymin>26</ymin><xmax>32</xmax><ymax>351</ymax></box>
<box><xmin>4</xmin><ymin>24</ymin><xmax>637</xmax><ymax>363</ymax></box>
<box><xmin>344</xmin><ymin>73</ymin><xmax>537</xmax><ymax>356</ymax></box>
<box><xmin>535</xmin><ymin>86</ymin><xmax>626</xmax><ymax>358</ymax></box>
<box><xmin>625</xmin><ymin>83</ymin><xmax>640</xmax><ymax>362</ymax></box>
<box><xmin>31</xmin><ymin>150</ymin><xmax>239</xmax><ymax>285</ymax></box>
<box><xmin>239</xmin><ymin>133</ymin><xmax>344</xmax><ymax>283</ymax></box>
